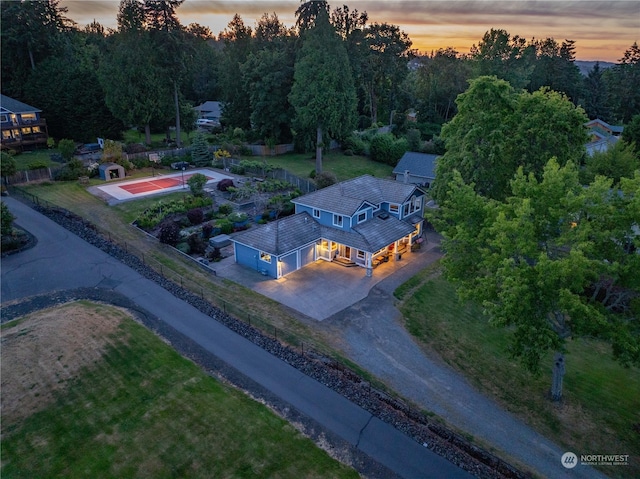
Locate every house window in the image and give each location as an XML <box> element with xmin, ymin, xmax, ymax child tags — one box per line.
<box><xmin>357</xmin><ymin>250</ymin><xmax>365</xmax><ymax>260</ymax></box>
<box><xmin>403</xmin><ymin>203</ymin><xmax>410</xmax><ymax>216</ymax></box>
<box><xmin>389</xmin><ymin>204</ymin><xmax>399</xmax><ymax>213</ymax></box>
<box><xmin>313</xmin><ymin>208</ymin><xmax>320</xmax><ymax>218</ymax></box>
<box><xmin>21</xmin><ymin>113</ymin><xmax>36</xmax><ymax>122</ymax></box>
<box><xmin>260</xmin><ymin>251</ymin><xmax>271</xmax><ymax>263</ymax></box>
<box><xmin>333</xmin><ymin>214</ymin><xmax>343</xmax><ymax>227</ymax></box>
<box><xmin>0</xmin><ymin>114</ymin><xmax>8</xmax><ymax>123</ymax></box>
<box><xmin>413</xmin><ymin>197</ymin><xmax>422</xmax><ymax>211</ymax></box>
<box><xmin>2</xmin><ymin>131</ymin><xmax>11</xmax><ymax>139</ymax></box>
<box><xmin>357</xmin><ymin>212</ymin><xmax>366</xmax><ymax>223</ymax></box>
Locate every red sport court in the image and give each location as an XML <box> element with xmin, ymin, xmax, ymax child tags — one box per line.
<box><xmin>95</xmin><ymin>168</ymin><xmax>233</xmax><ymax>202</ymax></box>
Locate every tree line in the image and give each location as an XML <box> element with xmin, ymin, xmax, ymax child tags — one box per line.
<box><xmin>2</xmin><ymin>0</ymin><xmax>638</xmax><ymax>153</ymax></box>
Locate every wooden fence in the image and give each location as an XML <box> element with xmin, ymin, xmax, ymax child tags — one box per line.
<box><xmin>4</xmin><ymin>167</ymin><xmax>60</xmax><ymax>185</ymax></box>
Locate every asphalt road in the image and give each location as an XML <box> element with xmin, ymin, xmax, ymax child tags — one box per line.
<box><xmin>0</xmin><ymin>197</ymin><xmax>473</xmax><ymax>479</ymax></box>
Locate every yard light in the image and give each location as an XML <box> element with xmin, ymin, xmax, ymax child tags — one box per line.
<box><xmin>181</xmin><ymin>166</ymin><xmax>186</xmax><ymax>188</ymax></box>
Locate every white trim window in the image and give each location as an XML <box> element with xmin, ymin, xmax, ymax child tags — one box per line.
<box><xmin>357</xmin><ymin>212</ymin><xmax>366</xmax><ymax>223</ymax></box>
<box><xmin>313</xmin><ymin>208</ymin><xmax>320</xmax><ymax>218</ymax></box>
<box><xmin>389</xmin><ymin>204</ymin><xmax>399</xmax><ymax>213</ymax></box>
<box><xmin>333</xmin><ymin>214</ymin><xmax>343</xmax><ymax>227</ymax></box>
<box><xmin>260</xmin><ymin>251</ymin><xmax>272</xmax><ymax>263</ymax></box>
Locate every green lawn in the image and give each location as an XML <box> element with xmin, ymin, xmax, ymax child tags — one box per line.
<box><xmin>11</xmin><ymin>148</ymin><xmax>62</xmax><ymax>171</ymax></box>
<box><xmin>396</xmin><ymin>263</ymin><xmax>640</xmax><ymax>478</ymax></box>
<box><xmin>257</xmin><ymin>151</ymin><xmax>393</xmax><ymax>182</ymax></box>
<box><xmin>1</xmin><ymin>302</ymin><xmax>358</xmax><ymax>479</ymax></box>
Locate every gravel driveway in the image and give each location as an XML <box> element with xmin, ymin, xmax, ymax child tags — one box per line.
<box><xmin>316</xmin><ymin>247</ymin><xmax>609</xmax><ymax>479</ymax></box>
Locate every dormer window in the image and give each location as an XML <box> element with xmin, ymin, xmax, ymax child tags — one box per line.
<box><xmin>333</xmin><ymin>214</ymin><xmax>343</xmax><ymax>227</ymax></box>
<box><xmin>357</xmin><ymin>212</ymin><xmax>366</xmax><ymax>223</ymax></box>
<box><xmin>389</xmin><ymin>204</ymin><xmax>399</xmax><ymax>213</ymax></box>
<box><xmin>313</xmin><ymin>208</ymin><xmax>320</xmax><ymax>218</ymax></box>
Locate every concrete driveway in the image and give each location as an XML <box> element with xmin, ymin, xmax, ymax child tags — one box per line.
<box><xmin>214</xmin><ymin>234</ymin><xmax>442</xmax><ymax>321</ymax></box>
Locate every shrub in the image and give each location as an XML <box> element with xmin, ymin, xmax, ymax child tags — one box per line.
<box><xmin>186</xmin><ymin>207</ymin><xmax>204</xmax><ymax>225</ymax></box>
<box><xmin>315</xmin><ymin>171</ymin><xmax>337</xmax><ymax>189</ymax></box>
<box><xmin>202</xmin><ymin>222</ymin><xmax>213</xmax><ymax>238</ymax></box>
<box><xmin>187</xmin><ymin>173</ymin><xmax>208</xmax><ymax>197</ymax></box>
<box><xmin>217</xmin><ymin>219</ymin><xmax>234</xmax><ymax>235</ymax></box>
<box><xmin>229</xmin><ymin>164</ymin><xmax>245</xmax><ymax>175</ymax></box>
<box><xmin>1</xmin><ymin>202</ymin><xmax>14</xmax><ymax>236</ymax></box>
<box><xmin>187</xmin><ymin>233</ymin><xmax>206</xmax><ymax>255</ymax></box>
<box><xmin>158</xmin><ymin>221</ymin><xmax>181</xmax><ymax>246</ymax></box>
<box><xmin>58</xmin><ymin>139</ymin><xmax>76</xmax><ymax>160</ymax></box>
<box><xmin>370</xmin><ymin>133</ymin><xmax>408</xmax><ymax>166</ymax></box>
<box><xmin>1</xmin><ymin>152</ymin><xmax>17</xmax><ymax>179</ymax></box>
<box><xmin>54</xmin><ymin>158</ymin><xmax>86</xmax><ymax>181</ymax></box>
<box><xmin>49</xmin><ymin>153</ymin><xmax>64</xmax><ymax>163</ymax></box>
<box><xmin>342</xmin><ymin>134</ymin><xmax>367</xmax><ymax>155</ymax></box>
<box><xmin>217</xmin><ymin>178</ymin><xmax>234</xmax><ymax>191</ymax></box>
<box><xmin>309</xmin><ymin>169</ymin><xmax>316</xmax><ymax>179</ymax></box>
<box><xmin>218</xmin><ymin>203</ymin><xmax>233</xmax><ymax>215</ymax></box>
<box><xmin>27</xmin><ymin>160</ymin><xmax>49</xmax><ymax>170</ymax></box>
<box><xmin>206</xmin><ymin>246</ymin><xmax>222</xmax><ymax>261</ymax></box>
<box><xmin>343</xmin><ymin>149</ymin><xmax>353</xmax><ymax>156</ymax></box>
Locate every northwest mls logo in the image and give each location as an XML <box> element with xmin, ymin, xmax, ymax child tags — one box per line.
<box><xmin>561</xmin><ymin>451</ymin><xmax>630</xmax><ymax>468</ymax></box>
<box><xmin>561</xmin><ymin>452</ymin><xmax>578</xmax><ymax>469</ymax></box>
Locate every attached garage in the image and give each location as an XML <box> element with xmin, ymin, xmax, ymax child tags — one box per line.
<box><xmin>300</xmin><ymin>243</ymin><xmax>315</xmax><ymax>267</ymax></box>
<box><xmin>279</xmin><ymin>251</ymin><xmax>297</xmax><ymax>277</ymax></box>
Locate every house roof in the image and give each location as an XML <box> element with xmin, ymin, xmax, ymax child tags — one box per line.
<box><xmin>0</xmin><ymin>94</ymin><xmax>41</xmax><ymax>114</ymax></box>
<box><xmin>292</xmin><ymin>175</ymin><xmax>419</xmax><ymax>216</ymax></box>
<box><xmin>232</xmin><ymin>212</ymin><xmax>322</xmax><ymax>256</ymax></box>
<box><xmin>194</xmin><ymin>101</ymin><xmax>222</xmax><ymax>117</ymax></box>
<box><xmin>585</xmin><ymin>118</ymin><xmax>624</xmax><ymax>135</ymax></box>
<box><xmin>392</xmin><ymin>152</ymin><xmax>438</xmax><ymax>180</ymax></box>
<box><xmin>232</xmin><ymin>211</ymin><xmax>417</xmax><ymax>257</ymax></box>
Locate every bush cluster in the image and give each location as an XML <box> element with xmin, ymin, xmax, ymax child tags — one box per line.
<box><xmin>136</xmin><ymin>196</ymin><xmax>213</xmax><ymax>230</ymax></box>
<box><xmin>369</xmin><ymin>133</ymin><xmax>408</xmax><ymax>166</ymax></box>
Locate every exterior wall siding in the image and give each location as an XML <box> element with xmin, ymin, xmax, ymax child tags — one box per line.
<box><xmin>234</xmin><ymin>243</ymin><xmax>277</xmax><ymax>278</ymax></box>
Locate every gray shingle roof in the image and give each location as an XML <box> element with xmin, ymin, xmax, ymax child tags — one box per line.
<box><xmin>232</xmin><ymin>212</ymin><xmax>322</xmax><ymax>256</ymax></box>
<box><xmin>292</xmin><ymin>175</ymin><xmax>418</xmax><ymax>216</ymax></box>
<box><xmin>393</xmin><ymin>152</ymin><xmax>438</xmax><ymax>180</ymax></box>
<box><xmin>0</xmin><ymin>94</ymin><xmax>41</xmax><ymax>114</ymax></box>
<box><xmin>233</xmin><ymin>211</ymin><xmax>417</xmax><ymax>256</ymax></box>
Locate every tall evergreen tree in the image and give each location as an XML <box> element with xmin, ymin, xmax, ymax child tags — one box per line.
<box><xmin>582</xmin><ymin>63</ymin><xmax>611</xmax><ymax>121</ymax></box>
<box><xmin>289</xmin><ymin>9</ymin><xmax>356</xmax><ymax>173</ymax></box>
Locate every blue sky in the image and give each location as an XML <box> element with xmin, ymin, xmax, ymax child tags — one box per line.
<box><xmin>62</xmin><ymin>0</ymin><xmax>639</xmax><ymax>61</ymax></box>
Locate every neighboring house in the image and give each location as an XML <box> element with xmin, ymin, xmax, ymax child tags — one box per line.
<box><xmin>232</xmin><ymin>175</ymin><xmax>426</xmax><ymax>279</ymax></box>
<box><xmin>193</xmin><ymin>101</ymin><xmax>222</xmax><ymax>126</ymax></box>
<box><xmin>585</xmin><ymin>118</ymin><xmax>624</xmax><ymax>156</ymax></box>
<box><xmin>393</xmin><ymin>151</ymin><xmax>438</xmax><ymax>188</ymax></box>
<box><xmin>0</xmin><ymin>94</ymin><xmax>49</xmax><ymax>151</ymax></box>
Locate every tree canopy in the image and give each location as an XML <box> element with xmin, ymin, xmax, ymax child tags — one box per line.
<box><xmin>289</xmin><ymin>9</ymin><xmax>356</xmax><ymax>173</ymax></box>
<box><xmin>433</xmin><ymin>76</ymin><xmax>588</xmax><ymax>203</ymax></box>
<box><xmin>433</xmin><ymin>160</ymin><xmax>640</xmax><ymax>374</ymax></box>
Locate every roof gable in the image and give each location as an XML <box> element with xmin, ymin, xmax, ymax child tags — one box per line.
<box><xmin>0</xmin><ymin>94</ymin><xmax>41</xmax><ymax>114</ymax></box>
<box><xmin>293</xmin><ymin>175</ymin><xmax>419</xmax><ymax>216</ymax></box>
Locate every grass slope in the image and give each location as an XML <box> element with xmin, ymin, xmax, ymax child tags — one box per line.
<box><xmin>0</xmin><ymin>302</ymin><xmax>358</xmax><ymax>479</ymax></box>
<box><xmin>395</xmin><ymin>264</ymin><xmax>640</xmax><ymax>478</ymax></box>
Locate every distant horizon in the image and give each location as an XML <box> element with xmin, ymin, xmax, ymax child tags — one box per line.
<box><xmin>59</xmin><ymin>1</ymin><xmax>639</xmax><ymax>63</ymax></box>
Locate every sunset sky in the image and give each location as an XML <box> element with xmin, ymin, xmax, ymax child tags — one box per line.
<box><xmin>61</xmin><ymin>0</ymin><xmax>639</xmax><ymax>62</ymax></box>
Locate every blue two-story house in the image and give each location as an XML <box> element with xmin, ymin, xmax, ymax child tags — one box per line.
<box><xmin>231</xmin><ymin>175</ymin><xmax>426</xmax><ymax>279</ymax></box>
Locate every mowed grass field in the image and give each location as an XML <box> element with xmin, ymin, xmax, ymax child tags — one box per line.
<box><xmin>395</xmin><ymin>264</ymin><xmax>640</xmax><ymax>478</ymax></box>
<box><xmin>0</xmin><ymin>302</ymin><xmax>359</xmax><ymax>479</ymax></box>
<box><xmin>257</xmin><ymin>151</ymin><xmax>394</xmax><ymax>182</ymax></box>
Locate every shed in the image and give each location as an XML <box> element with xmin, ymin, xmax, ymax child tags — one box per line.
<box><xmin>99</xmin><ymin>162</ymin><xmax>125</xmax><ymax>181</ymax></box>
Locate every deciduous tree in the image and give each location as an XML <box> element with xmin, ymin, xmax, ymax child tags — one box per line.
<box><xmin>433</xmin><ymin>160</ymin><xmax>639</xmax><ymax>397</ymax></box>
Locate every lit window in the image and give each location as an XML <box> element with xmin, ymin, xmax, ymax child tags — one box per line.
<box><xmin>333</xmin><ymin>214</ymin><xmax>343</xmax><ymax>227</ymax></box>
<box><xmin>313</xmin><ymin>208</ymin><xmax>320</xmax><ymax>218</ymax></box>
<box><xmin>260</xmin><ymin>252</ymin><xmax>271</xmax><ymax>263</ymax></box>
<box><xmin>357</xmin><ymin>212</ymin><xmax>366</xmax><ymax>223</ymax></box>
<box><xmin>389</xmin><ymin>204</ymin><xmax>399</xmax><ymax>213</ymax></box>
